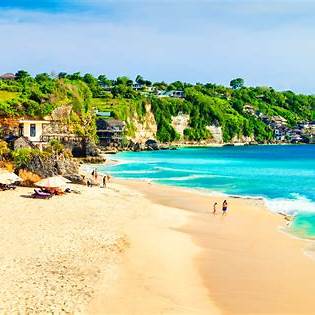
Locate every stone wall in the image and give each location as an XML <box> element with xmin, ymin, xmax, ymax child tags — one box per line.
<box><xmin>42</xmin><ymin>121</ymin><xmax>71</xmax><ymax>136</ymax></box>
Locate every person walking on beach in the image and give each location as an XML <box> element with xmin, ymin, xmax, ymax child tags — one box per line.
<box><xmin>94</xmin><ymin>169</ymin><xmax>98</xmax><ymax>181</ymax></box>
<box><xmin>222</xmin><ymin>200</ymin><xmax>228</xmax><ymax>215</ymax></box>
<box><xmin>212</xmin><ymin>202</ymin><xmax>218</xmax><ymax>215</ymax></box>
<box><xmin>87</xmin><ymin>179</ymin><xmax>92</xmax><ymax>187</ymax></box>
<box><xmin>102</xmin><ymin>175</ymin><xmax>107</xmax><ymax>189</ymax></box>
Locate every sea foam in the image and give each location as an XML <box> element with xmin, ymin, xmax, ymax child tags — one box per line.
<box><xmin>265</xmin><ymin>193</ymin><xmax>315</xmax><ymax>216</ymax></box>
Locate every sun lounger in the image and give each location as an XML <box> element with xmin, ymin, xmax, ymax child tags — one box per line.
<box><xmin>42</xmin><ymin>187</ymin><xmax>64</xmax><ymax>196</ymax></box>
<box><xmin>31</xmin><ymin>188</ymin><xmax>53</xmax><ymax>199</ymax></box>
<box><xmin>0</xmin><ymin>184</ymin><xmax>17</xmax><ymax>191</ymax></box>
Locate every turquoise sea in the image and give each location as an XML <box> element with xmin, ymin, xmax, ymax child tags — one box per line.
<box><xmin>96</xmin><ymin>145</ymin><xmax>315</xmax><ymax>238</ymax></box>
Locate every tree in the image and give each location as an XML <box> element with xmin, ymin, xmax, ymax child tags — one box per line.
<box><xmin>15</xmin><ymin>70</ymin><xmax>31</xmax><ymax>81</ymax></box>
<box><xmin>230</xmin><ymin>78</ymin><xmax>244</xmax><ymax>90</ymax></box>
<box><xmin>115</xmin><ymin>76</ymin><xmax>132</xmax><ymax>86</ymax></box>
<box><xmin>135</xmin><ymin>75</ymin><xmax>145</xmax><ymax>85</ymax></box>
<box><xmin>67</xmin><ymin>72</ymin><xmax>82</xmax><ymax>80</ymax></box>
<box><xmin>83</xmin><ymin>73</ymin><xmax>97</xmax><ymax>85</ymax></box>
<box><xmin>35</xmin><ymin>73</ymin><xmax>51</xmax><ymax>82</ymax></box>
<box><xmin>58</xmin><ymin>72</ymin><xmax>67</xmax><ymax>79</ymax></box>
<box><xmin>98</xmin><ymin>75</ymin><xmax>111</xmax><ymax>87</ymax></box>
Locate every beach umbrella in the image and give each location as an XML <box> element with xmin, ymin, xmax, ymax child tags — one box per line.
<box><xmin>0</xmin><ymin>170</ymin><xmax>22</xmax><ymax>184</ymax></box>
<box><xmin>57</xmin><ymin>176</ymin><xmax>72</xmax><ymax>184</ymax></box>
<box><xmin>35</xmin><ymin>176</ymin><xmax>68</xmax><ymax>188</ymax></box>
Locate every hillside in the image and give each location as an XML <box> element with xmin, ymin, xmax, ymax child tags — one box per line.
<box><xmin>0</xmin><ymin>71</ymin><xmax>96</xmax><ymax>140</ymax></box>
<box><xmin>0</xmin><ymin>71</ymin><xmax>314</xmax><ymax>144</ymax></box>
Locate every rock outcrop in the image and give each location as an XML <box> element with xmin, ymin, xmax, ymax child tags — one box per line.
<box><xmin>127</xmin><ymin>103</ymin><xmax>157</xmax><ymax>144</ymax></box>
<box><xmin>206</xmin><ymin>125</ymin><xmax>223</xmax><ymax>143</ymax></box>
<box><xmin>26</xmin><ymin>155</ymin><xmax>80</xmax><ymax>179</ymax></box>
<box><xmin>171</xmin><ymin>113</ymin><xmax>190</xmax><ymax>138</ymax></box>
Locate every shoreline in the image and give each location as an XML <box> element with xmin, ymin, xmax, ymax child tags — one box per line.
<box><xmin>116</xmin><ymin>178</ymin><xmax>315</xmax><ymax>315</ymax></box>
<box><xmin>83</xmin><ymin>161</ymin><xmax>298</xmax><ymax>225</ymax></box>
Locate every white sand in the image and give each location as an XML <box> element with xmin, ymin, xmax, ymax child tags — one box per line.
<box><xmin>2</xmin><ymin>180</ymin><xmax>315</xmax><ymax>315</ymax></box>
<box><xmin>0</xmin><ymin>183</ymin><xmax>219</xmax><ymax>314</ymax></box>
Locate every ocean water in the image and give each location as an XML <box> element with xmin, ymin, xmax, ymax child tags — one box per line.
<box><xmin>96</xmin><ymin>145</ymin><xmax>315</xmax><ymax>238</ymax></box>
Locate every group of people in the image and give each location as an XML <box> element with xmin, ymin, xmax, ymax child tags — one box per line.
<box><xmin>212</xmin><ymin>200</ymin><xmax>228</xmax><ymax>215</ymax></box>
<box><xmin>86</xmin><ymin>169</ymin><xmax>111</xmax><ymax>188</ymax></box>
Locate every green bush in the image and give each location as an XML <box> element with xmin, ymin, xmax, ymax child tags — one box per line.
<box><xmin>11</xmin><ymin>148</ymin><xmax>37</xmax><ymax>169</ymax></box>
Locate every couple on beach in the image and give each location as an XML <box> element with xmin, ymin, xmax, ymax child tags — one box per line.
<box><xmin>86</xmin><ymin>169</ymin><xmax>110</xmax><ymax>188</ymax></box>
<box><xmin>212</xmin><ymin>200</ymin><xmax>228</xmax><ymax>215</ymax></box>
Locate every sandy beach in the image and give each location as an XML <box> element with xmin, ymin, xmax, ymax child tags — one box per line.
<box><xmin>1</xmin><ymin>180</ymin><xmax>315</xmax><ymax>314</ymax></box>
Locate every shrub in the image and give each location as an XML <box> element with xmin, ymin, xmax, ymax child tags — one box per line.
<box><xmin>45</xmin><ymin>139</ymin><xmax>64</xmax><ymax>156</ymax></box>
<box><xmin>11</xmin><ymin>148</ymin><xmax>42</xmax><ymax>169</ymax></box>
<box><xmin>0</xmin><ymin>140</ymin><xmax>10</xmax><ymax>159</ymax></box>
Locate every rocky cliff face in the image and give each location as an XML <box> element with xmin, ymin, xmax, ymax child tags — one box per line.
<box><xmin>50</xmin><ymin>105</ymin><xmax>72</xmax><ymax>121</ymax></box>
<box><xmin>127</xmin><ymin>103</ymin><xmax>157</xmax><ymax>144</ymax></box>
<box><xmin>123</xmin><ymin>106</ymin><xmax>256</xmax><ymax>146</ymax></box>
<box><xmin>206</xmin><ymin>125</ymin><xmax>223</xmax><ymax>143</ymax></box>
<box><xmin>171</xmin><ymin>113</ymin><xmax>190</xmax><ymax>138</ymax></box>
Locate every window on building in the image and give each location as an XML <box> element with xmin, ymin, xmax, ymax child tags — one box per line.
<box><xmin>30</xmin><ymin>124</ymin><xmax>36</xmax><ymax>137</ymax></box>
<box><xmin>18</xmin><ymin>124</ymin><xmax>24</xmax><ymax>137</ymax></box>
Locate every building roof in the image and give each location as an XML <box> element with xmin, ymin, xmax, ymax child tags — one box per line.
<box><xmin>0</xmin><ymin>73</ymin><xmax>16</xmax><ymax>80</ymax></box>
<box><xmin>95</xmin><ymin>110</ymin><xmax>111</xmax><ymax>117</ymax></box>
<box><xmin>19</xmin><ymin>119</ymin><xmax>50</xmax><ymax>124</ymax></box>
<box><xmin>14</xmin><ymin>136</ymin><xmax>36</xmax><ymax>149</ymax></box>
<box><xmin>104</xmin><ymin>119</ymin><xmax>125</xmax><ymax>128</ymax></box>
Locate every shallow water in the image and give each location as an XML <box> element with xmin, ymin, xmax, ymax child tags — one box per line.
<box><xmin>97</xmin><ymin>145</ymin><xmax>315</xmax><ymax>238</ymax></box>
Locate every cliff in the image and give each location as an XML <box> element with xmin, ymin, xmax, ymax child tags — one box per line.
<box><xmin>127</xmin><ymin>103</ymin><xmax>157</xmax><ymax>144</ymax></box>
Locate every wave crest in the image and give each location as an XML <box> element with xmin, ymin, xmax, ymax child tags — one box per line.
<box><xmin>265</xmin><ymin>193</ymin><xmax>315</xmax><ymax>215</ymax></box>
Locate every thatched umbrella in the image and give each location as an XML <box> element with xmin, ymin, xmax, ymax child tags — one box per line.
<box><xmin>57</xmin><ymin>176</ymin><xmax>72</xmax><ymax>184</ymax></box>
<box><xmin>0</xmin><ymin>170</ymin><xmax>22</xmax><ymax>185</ymax></box>
<box><xmin>35</xmin><ymin>176</ymin><xmax>69</xmax><ymax>189</ymax></box>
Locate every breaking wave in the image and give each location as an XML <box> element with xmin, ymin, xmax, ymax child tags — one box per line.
<box><xmin>265</xmin><ymin>193</ymin><xmax>315</xmax><ymax>216</ymax></box>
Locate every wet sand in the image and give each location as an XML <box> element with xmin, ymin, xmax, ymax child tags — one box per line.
<box><xmin>120</xmin><ymin>179</ymin><xmax>315</xmax><ymax>315</ymax></box>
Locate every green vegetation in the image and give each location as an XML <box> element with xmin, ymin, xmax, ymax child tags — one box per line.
<box><xmin>0</xmin><ymin>91</ymin><xmax>20</xmax><ymax>102</ymax></box>
<box><xmin>230</xmin><ymin>78</ymin><xmax>244</xmax><ymax>90</ymax></box>
<box><xmin>0</xmin><ymin>71</ymin><xmax>314</xmax><ymax>144</ymax></box>
<box><xmin>0</xmin><ymin>71</ymin><xmax>96</xmax><ymax>140</ymax></box>
<box><xmin>0</xmin><ymin>140</ymin><xmax>9</xmax><ymax>159</ymax></box>
<box><xmin>11</xmin><ymin>148</ymin><xmax>43</xmax><ymax>168</ymax></box>
<box><xmin>92</xmin><ymin>97</ymin><xmax>148</xmax><ymax>137</ymax></box>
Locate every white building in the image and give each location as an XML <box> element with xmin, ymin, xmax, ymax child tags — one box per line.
<box><xmin>18</xmin><ymin>119</ymin><xmax>50</xmax><ymax>147</ymax></box>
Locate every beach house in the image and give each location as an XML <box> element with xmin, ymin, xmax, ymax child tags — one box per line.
<box><xmin>18</xmin><ymin>119</ymin><xmax>51</xmax><ymax>149</ymax></box>
<box><xmin>0</xmin><ymin>117</ymin><xmax>93</xmax><ymax>156</ymax></box>
<box><xmin>96</xmin><ymin>118</ymin><xmax>125</xmax><ymax>147</ymax></box>
<box><xmin>157</xmin><ymin>90</ymin><xmax>185</xmax><ymax>98</ymax></box>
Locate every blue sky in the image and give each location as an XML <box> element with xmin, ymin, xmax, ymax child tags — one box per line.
<box><xmin>0</xmin><ymin>1</ymin><xmax>314</xmax><ymax>93</ymax></box>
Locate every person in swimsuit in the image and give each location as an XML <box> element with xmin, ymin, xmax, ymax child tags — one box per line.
<box><xmin>102</xmin><ymin>175</ymin><xmax>107</xmax><ymax>188</ymax></box>
<box><xmin>213</xmin><ymin>202</ymin><xmax>218</xmax><ymax>215</ymax></box>
<box><xmin>222</xmin><ymin>200</ymin><xmax>228</xmax><ymax>215</ymax></box>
